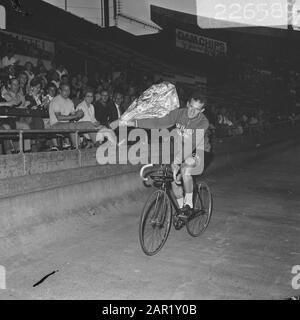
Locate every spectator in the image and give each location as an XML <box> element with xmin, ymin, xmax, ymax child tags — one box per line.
<box><xmin>56</xmin><ymin>64</ymin><xmax>68</xmax><ymax>80</ymax></box>
<box><xmin>108</xmin><ymin>92</ymin><xmax>123</xmax><ymax>123</ymax></box>
<box><xmin>23</xmin><ymin>61</ymin><xmax>35</xmax><ymax>86</ymax></box>
<box><xmin>47</xmin><ymin>60</ymin><xmax>57</xmax><ymax>82</ymax></box>
<box><xmin>61</xmin><ymin>74</ymin><xmax>69</xmax><ymax>86</ymax></box>
<box><xmin>0</xmin><ymin>78</ymin><xmax>31</xmax><ymax>152</ymax></box>
<box><xmin>94</xmin><ymin>89</ymin><xmax>111</xmax><ymax>126</ymax></box>
<box><xmin>18</xmin><ymin>72</ymin><xmax>28</xmax><ymax>96</ymax></box>
<box><xmin>0</xmin><ymin>78</ymin><xmax>25</xmax><ymax>107</ymax></box>
<box><xmin>71</xmin><ymin>89</ymin><xmax>83</xmax><ymax>108</ymax></box>
<box><xmin>1</xmin><ymin>49</ymin><xmax>18</xmax><ymax>68</ymax></box>
<box><xmin>50</xmin><ymin>71</ymin><xmax>60</xmax><ymax>89</ymax></box>
<box><xmin>94</xmin><ymin>92</ymin><xmax>101</xmax><ymax>103</ymax></box>
<box><xmin>71</xmin><ymin>76</ymin><xmax>80</xmax><ymax>91</ymax></box>
<box><xmin>76</xmin><ymin>88</ymin><xmax>101</xmax><ymax>145</ymax></box>
<box><xmin>24</xmin><ymin>78</ymin><xmax>46</xmax><ymax>151</ymax></box>
<box><xmin>41</xmin><ymin>84</ymin><xmax>59</xmax><ymax>150</ymax></box>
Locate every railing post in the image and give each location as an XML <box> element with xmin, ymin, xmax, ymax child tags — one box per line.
<box><xmin>75</xmin><ymin>130</ymin><xmax>79</xmax><ymax>150</ymax></box>
<box><xmin>19</xmin><ymin>130</ymin><xmax>24</xmax><ymax>154</ymax></box>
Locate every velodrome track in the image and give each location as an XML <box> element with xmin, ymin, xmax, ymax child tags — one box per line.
<box><xmin>0</xmin><ymin>139</ymin><xmax>299</xmax><ymax>300</ymax></box>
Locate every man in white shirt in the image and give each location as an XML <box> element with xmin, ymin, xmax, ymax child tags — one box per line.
<box><xmin>49</xmin><ymin>84</ymin><xmax>95</xmax><ymax>147</ymax></box>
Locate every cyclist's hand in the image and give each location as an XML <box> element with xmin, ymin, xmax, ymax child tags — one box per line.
<box><xmin>110</xmin><ymin>120</ymin><xmax>119</xmax><ymax>130</ymax></box>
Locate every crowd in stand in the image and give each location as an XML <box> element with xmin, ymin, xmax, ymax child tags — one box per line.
<box><xmin>0</xmin><ymin>42</ymin><xmax>300</xmax><ymax>154</ymax></box>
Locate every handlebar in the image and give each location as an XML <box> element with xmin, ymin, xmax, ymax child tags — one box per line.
<box><xmin>139</xmin><ymin>164</ymin><xmax>153</xmax><ymax>181</ymax></box>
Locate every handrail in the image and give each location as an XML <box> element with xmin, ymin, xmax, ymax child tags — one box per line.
<box><xmin>0</xmin><ymin>128</ymin><xmax>102</xmax><ymax>153</ymax></box>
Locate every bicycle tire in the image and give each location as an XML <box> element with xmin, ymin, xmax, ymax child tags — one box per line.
<box><xmin>139</xmin><ymin>189</ymin><xmax>172</xmax><ymax>256</ymax></box>
<box><xmin>186</xmin><ymin>181</ymin><xmax>213</xmax><ymax>237</ymax></box>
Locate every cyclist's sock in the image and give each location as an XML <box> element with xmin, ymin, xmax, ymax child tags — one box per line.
<box><xmin>176</xmin><ymin>197</ymin><xmax>184</xmax><ymax>209</ymax></box>
<box><xmin>184</xmin><ymin>193</ymin><xmax>193</xmax><ymax>208</ymax></box>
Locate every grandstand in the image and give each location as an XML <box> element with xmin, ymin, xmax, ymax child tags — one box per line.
<box><xmin>0</xmin><ymin>0</ymin><xmax>299</xmax><ymax>154</ymax></box>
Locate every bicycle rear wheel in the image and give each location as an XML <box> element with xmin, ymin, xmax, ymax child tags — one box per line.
<box><xmin>139</xmin><ymin>189</ymin><xmax>172</xmax><ymax>256</ymax></box>
<box><xmin>186</xmin><ymin>181</ymin><xmax>213</xmax><ymax>237</ymax></box>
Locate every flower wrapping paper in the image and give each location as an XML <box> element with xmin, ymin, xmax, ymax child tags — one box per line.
<box><xmin>119</xmin><ymin>82</ymin><xmax>180</xmax><ymax>124</ymax></box>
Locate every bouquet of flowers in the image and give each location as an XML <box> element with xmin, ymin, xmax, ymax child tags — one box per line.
<box><xmin>119</xmin><ymin>82</ymin><xmax>180</xmax><ymax>125</ymax></box>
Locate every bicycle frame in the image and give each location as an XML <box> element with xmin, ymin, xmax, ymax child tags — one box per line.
<box><xmin>139</xmin><ymin>164</ymin><xmax>201</xmax><ymax>219</ymax></box>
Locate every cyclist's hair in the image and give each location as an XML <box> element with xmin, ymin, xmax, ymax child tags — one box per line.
<box><xmin>188</xmin><ymin>90</ymin><xmax>206</xmax><ymax>104</ymax></box>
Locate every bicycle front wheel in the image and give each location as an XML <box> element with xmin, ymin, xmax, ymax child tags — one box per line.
<box><xmin>139</xmin><ymin>189</ymin><xmax>172</xmax><ymax>256</ymax></box>
<box><xmin>186</xmin><ymin>181</ymin><xmax>213</xmax><ymax>237</ymax></box>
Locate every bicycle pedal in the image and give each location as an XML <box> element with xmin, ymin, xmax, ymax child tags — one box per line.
<box><xmin>173</xmin><ymin>220</ymin><xmax>185</xmax><ymax>230</ymax></box>
<box><xmin>177</xmin><ymin>214</ymin><xmax>189</xmax><ymax>221</ymax></box>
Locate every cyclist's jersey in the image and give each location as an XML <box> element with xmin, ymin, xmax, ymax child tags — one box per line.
<box><xmin>136</xmin><ymin>108</ymin><xmax>210</xmax><ymax>163</ymax></box>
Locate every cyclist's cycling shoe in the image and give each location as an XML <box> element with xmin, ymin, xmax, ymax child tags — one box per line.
<box><xmin>173</xmin><ymin>218</ymin><xmax>185</xmax><ymax>230</ymax></box>
<box><xmin>177</xmin><ymin>205</ymin><xmax>193</xmax><ymax>221</ymax></box>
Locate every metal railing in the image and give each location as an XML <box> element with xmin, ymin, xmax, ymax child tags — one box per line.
<box><xmin>0</xmin><ymin>128</ymin><xmax>100</xmax><ymax>154</ymax></box>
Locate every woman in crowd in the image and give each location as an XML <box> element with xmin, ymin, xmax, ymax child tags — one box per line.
<box><xmin>75</xmin><ymin>88</ymin><xmax>102</xmax><ymax>147</ymax></box>
<box><xmin>0</xmin><ymin>78</ymin><xmax>31</xmax><ymax>152</ymax></box>
<box><xmin>24</xmin><ymin>78</ymin><xmax>46</xmax><ymax>151</ymax></box>
<box><xmin>24</xmin><ymin>61</ymin><xmax>35</xmax><ymax>88</ymax></box>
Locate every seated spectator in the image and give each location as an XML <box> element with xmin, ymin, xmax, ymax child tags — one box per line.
<box><xmin>94</xmin><ymin>92</ymin><xmax>101</xmax><ymax>103</ymax></box>
<box><xmin>1</xmin><ymin>49</ymin><xmax>18</xmax><ymax>68</ymax></box>
<box><xmin>71</xmin><ymin>76</ymin><xmax>80</xmax><ymax>91</ymax></box>
<box><xmin>42</xmin><ymin>84</ymin><xmax>57</xmax><ymax>112</ymax></box>
<box><xmin>0</xmin><ymin>78</ymin><xmax>31</xmax><ymax>152</ymax></box>
<box><xmin>122</xmin><ymin>95</ymin><xmax>131</xmax><ymax>111</ymax></box>
<box><xmin>23</xmin><ymin>61</ymin><xmax>35</xmax><ymax>87</ymax></box>
<box><xmin>24</xmin><ymin>78</ymin><xmax>46</xmax><ymax>151</ymax></box>
<box><xmin>0</xmin><ymin>78</ymin><xmax>25</xmax><ymax>107</ymax></box>
<box><xmin>49</xmin><ymin>84</ymin><xmax>97</xmax><ymax>148</ymax></box>
<box><xmin>94</xmin><ymin>89</ymin><xmax>111</xmax><ymax>126</ymax></box>
<box><xmin>18</xmin><ymin>72</ymin><xmax>28</xmax><ymax>96</ymax></box>
<box><xmin>6</xmin><ymin>64</ymin><xmax>17</xmax><ymax>81</ymax></box>
<box><xmin>108</xmin><ymin>92</ymin><xmax>124</xmax><ymax>123</ymax></box>
<box><xmin>76</xmin><ymin>88</ymin><xmax>102</xmax><ymax>146</ymax></box>
<box><xmin>61</xmin><ymin>74</ymin><xmax>69</xmax><ymax>86</ymax></box>
<box><xmin>47</xmin><ymin>60</ymin><xmax>57</xmax><ymax>82</ymax></box>
<box><xmin>216</xmin><ymin>107</ymin><xmax>234</xmax><ymax>137</ymax></box>
<box><xmin>76</xmin><ymin>74</ymin><xmax>83</xmax><ymax>89</ymax></box>
<box><xmin>56</xmin><ymin>64</ymin><xmax>68</xmax><ymax>80</ymax></box>
<box><xmin>35</xmin><ymin>59</ymin><xmax>47</xmax><ymax>75</ymax></box>
<box><xmin>50</xmin><ymin>71</ymin><xmax>60</xmax><ymax>89</ymax></box>
<box><xmin>71</xmin><ymin>89</ymin><xmax>83</xmax><ymax>108</ymax></box>
<box><xmin>82</xmin><ymin>75</ymin><xmax>89</xmax><ymax>87</ymax></box>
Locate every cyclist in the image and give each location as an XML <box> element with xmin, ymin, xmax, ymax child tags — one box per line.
<box><xmin>111</xmin><ymin>91</ymin><xmax>211</xmax><ymax>217</ymax></box>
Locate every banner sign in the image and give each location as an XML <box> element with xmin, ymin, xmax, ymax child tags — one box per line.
<box><xmin>176</xmin><ymin>28</ymin><xmax>227</xmax><ymax>56</ymax></box>
<box><xmin>0</xmin><ymin>30</ymin><xmax>55</xmax><ymax>54</ymax></box>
